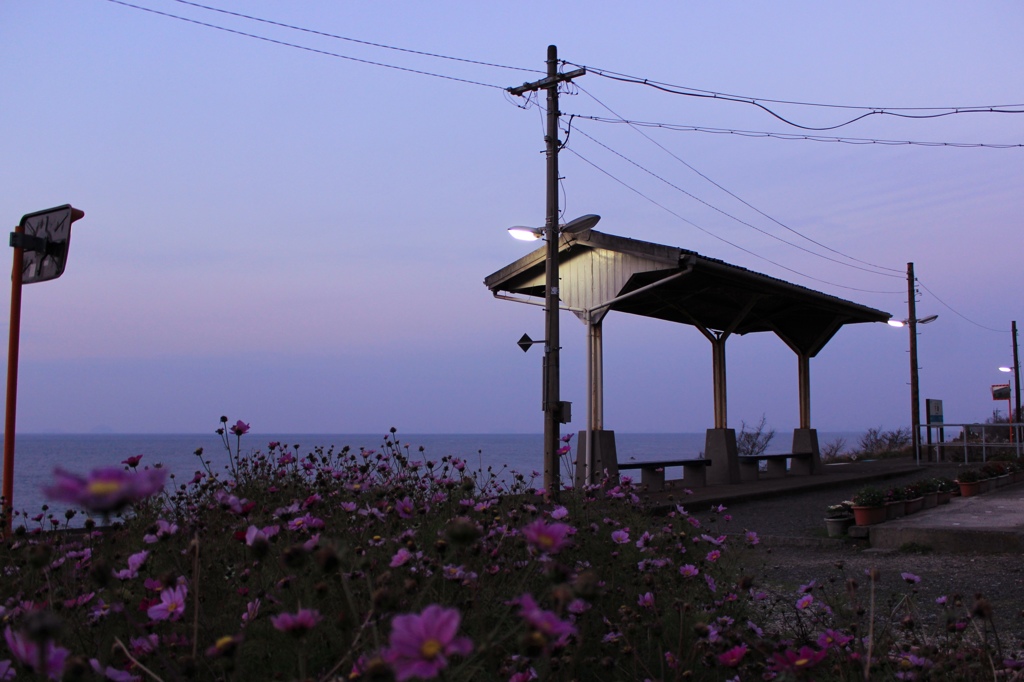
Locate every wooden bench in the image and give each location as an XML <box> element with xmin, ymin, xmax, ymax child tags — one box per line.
<box><xmin>618</xmin><ymin>458</ymin><xmax>712</xmax><ymax>491</ymax></box>
<box><xmin>738</xmin><ymin>452</ymin><xmax>814</xmax><ymax>481</ymax></box>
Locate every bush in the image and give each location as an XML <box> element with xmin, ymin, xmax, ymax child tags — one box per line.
<box><xmin>853</xmin><ymin>486</ymin><xmax>886</xmax><ymax>507</ymax></box>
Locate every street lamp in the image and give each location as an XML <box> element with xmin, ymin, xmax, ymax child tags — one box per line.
<box><xmin>509</xmin><ymin>214</ymin><xmax>600</xmax><ymax>499</ymax></box>
<box><xmin>892</xmin><ymin>262</ymin><xmax>937</xmax><ymax>466</ymax></box>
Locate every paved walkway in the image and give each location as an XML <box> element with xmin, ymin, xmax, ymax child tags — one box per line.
<box><xmin>641</xmin><ymin>457</ymin><xmax>1024</xmax><ymax>553</ymax></box>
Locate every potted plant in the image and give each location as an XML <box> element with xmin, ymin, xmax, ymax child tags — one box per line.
<box><xmin>921</xmin><ymin>478</ymin><xmax>940</xmax><ymax>509</ymax></box>
<box><xmin>956</xmin><ymin>468</ymin><xmax>982</xmax><ymax>497</ymax></box>
<box><xmin>884</xmin><ymin>485</ymin><xmax>905</xmax><ymax>520</ymax></box>
<box><xmin>851</xmin><ymin>486</ymin><xmax>887</xmax><ymax>526</ymax></box>
<box><xmin>936</xmin><ymin>477</ymin><xmax>957</xmax><ymax>503</ymax></box>
<box><xmin>824</xmin><ymin>501</ymin><xmax>855</xmax><ymax>537</ymax></box>
<box><xmin>903</xmin><ymin>481</ymin><xmax>924</xmax><ymax>514</ymax></box>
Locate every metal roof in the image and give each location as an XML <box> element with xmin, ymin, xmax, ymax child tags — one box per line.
<box><xmin>484</xmin><ymin>229</ymin><xmax>891</xmax><ymax>357</ymax></box>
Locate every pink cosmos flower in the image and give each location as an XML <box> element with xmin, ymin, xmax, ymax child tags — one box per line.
<box><xmin>516</xmin><ymin>593</ymin><xmax>576</xmax><ymax>648</ymax></box>
<box><xmin>611</xmin><ymin>529</ymin><xmax>630</xmax><ymax>545</ymax></box>
<box><xmin>637</xmin><ymin>592</ymin><xmax>655</xmax><ymax>608</ymax></box>
<box><xmin>817</xmin><ymin>629</ymin><xmax>854</xmax><ymax>648</ymax></box>
<box><xmin>680</xmin><ymin>564</ymin><xmax>699</xmax><ymax>578</ymax></box>
<box><xmin>521</xmin><ymin>519</ymin><xmax>572</xmax><ymax>555</ymax></box>
<box><xmin>395</xmin><ymin>497</ymin><xmax>415</xmax><ymax>519</ymax></box>
<box><xmin>44</xmin><ymin>467</ymin><xmax>167</xmax><ymax>513</ymax></box>
<box><xmin>901</xmin><ymin>572</ymin><xmax>921</xmax><ymax>584</ymax></box>
<box><xmin>386</xmin><ymin>605</ymin><xmax>472</xmax><ymax>681</ymax></box>
<box><xmin>121</xmin><ymin>455</ymin><xmax>143</xmax><ymax>468</ymax></box>
<box><xmin>5</xmin><ymin>627</ymin><xmax>68</xmax><ymax>679</ymax></box>
<box><xmin>114</xmin><ymin>550</ymin><xmax>149</xmax><ymax>580</ymax></box>
<box><xmin>718</xmin><ymin>644</ymin><xmax>748</xmax><ymax>667</ymax></box>
<box><xmin>549</xmin><ymin>505</ymin><xmax>569</xmax><ymax>520</ymax></box>
<box><xmin>796</xmin><ymin>594</ymin><xmax>814</xmax><ymax>610</ymax></box>
<box><xmin>229</xmin><ymin>420</ymin><xmax>250</xmax><ymax>436</ymax></box>
<box><xmin>271</xmin><ymin>608</ymin><xmax>322</xmax><ymax>636</ymax></box>
<box><xmin>771</xmin><ymin>645</ymin><xmax>828</xmax><ymax>672</ymax></box>
<box><xmin>147</xmin><ymin>584</ymin><xmax>187</xmax><ymax>621</ymax></box>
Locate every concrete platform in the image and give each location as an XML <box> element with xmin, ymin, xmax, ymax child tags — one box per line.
<box><xmin>868</xmin><ymin>485</ymin><xmax>1024</xmax><ymax>553</ymax></box>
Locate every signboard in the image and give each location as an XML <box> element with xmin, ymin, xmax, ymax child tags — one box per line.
<box><xmin>992</xmin><ymin>384</ymin><xmax>1011</xmax><ymax>401</ymax></box>
<box><xmin>12</xmin><ymin>204</ymin><xmax>84</xmax><ymax>284</ymax></box>
<box><xmin>926</xmin><ymin>399</ymin><xmax>944</xmax><ymax>424</ymax></box>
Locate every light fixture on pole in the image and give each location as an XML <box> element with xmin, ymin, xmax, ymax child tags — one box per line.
<box><xmin>507</xmin><ymin>214</ymin><xmax>600</xmax><ymax>498</ymax></box>
<box><xmin>893</xmin><ymin>262</ymin><xmax>937</xmax><ymax>465</ymax></box>
<box><xmin>505</xmin><ymin>44</ymin><xmax>587</xmax><ymax>500</ymax></box>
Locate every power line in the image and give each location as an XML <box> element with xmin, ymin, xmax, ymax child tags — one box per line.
<box><xmin>570</xmin><ymin>123</ymin><xmax>903</xmax><ymax>279</ymax></box>
<box><xmin>167</xmin><ymin>0</ymin><xmax>540</xmax><ymax>75</ymax></box>
<box><xmin>574</xmin><ymin>85</ymin><xmax>905</xmax><ymax>276</ymax></box>
<box><xmin>563</xmin><ymin>146</ymin><xmax>903</xmax><ymax>295</ymax></box>
<box><xmin>572</xmin><ymin>115</ymin><xmax>1024</xmax><ymax>149</ymax></box>
<box><xmin>103</xmin><ymin>0</ymin><xmax>509</xmax><ymax>90</ymax></box>
<box><xmin>574</xmin><ymin>64</ymin><xmax>1024</xmax><ymax>131</ymax></box>
<box><xmin>917</xmin><ymin>281</ymin><xmax>1010</xmax><ymax>333</ymax></box>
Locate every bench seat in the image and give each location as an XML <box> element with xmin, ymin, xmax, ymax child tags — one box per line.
<box><xmin>738</xmin><ymin>452</ymin><xmax>814</xmax><ymax>481</ymax></box>
<box><xmin>619</xmin><ymin>458</ymin><xmax>712</xmax><ymax>490</ymax></box>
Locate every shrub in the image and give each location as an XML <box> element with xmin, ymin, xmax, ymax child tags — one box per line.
<box><xmin>852</xmin><ymin>486</ymin><xmax>885</xmax><ymax>507</ymax></box>
<box><xmin>737</xmin><ymin>414</ymin><xmax>775</xmax><ymax>457</ymax></box>
<box><xmin>956</xmin><ymin>468</ymin><xmax>981</xmax><ymax>483</ymax></box>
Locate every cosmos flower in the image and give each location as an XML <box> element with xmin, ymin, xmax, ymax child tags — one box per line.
<box><xmin>718</xmin><ymin>644</ymin><xmax>748</xmax><ymax>667</ymax></box>
<box><xmin>385</xmin><ymin>605</ymin><xmax>472</xmax><ymax>681</ymax></box>
<box><xmin>270</xmin><ymin>608</ymin><xmax>322</xmax><ymax>637</ymax></box>
<box><xmin>4</xmin><ymin>627</ymin><xmax>68</xmax><ymax>680</ymax></box>
<box><xmin>229</xmin><ymin>420</ymin><xmax>250</xmax><ymax>436</ymax></box>
<box><xmin>521</xmin><ymin>519</ymin><xmax>572</xmax><ymax>555</ymax></box>
<box><xmin>44</xmin><ymin>467</ymin><xmax>167</xmax><ymax>514</ymax></box>
<box><xmin>147</xmin><ymin>584</ymin><xmax>188</xmax><ymax>622</ymax></box>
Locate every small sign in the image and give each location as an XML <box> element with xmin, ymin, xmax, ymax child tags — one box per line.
<box><xmin>13</xmin><ymin>204</ymin><xmax>84</xmax><ymax>284</ymax></box>
<box><xmin>992</xmin><ymin>384</ymin><xmax>1011</xmax><ymax>401</ymax></box>
<box><xmin>926</xmin><ymin>399</ymin><xmax>944</xmax><ymax>424</ymax></box>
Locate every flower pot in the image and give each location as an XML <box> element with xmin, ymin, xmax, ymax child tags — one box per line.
<box><xmin>937</xmin><ymin>490</ymin><xmax>952</xmax><ymax>504</ymax></box>
<box><xmin>958</xmin><ymin>481</ymin><xmax>981</xmax><ymax>498</ymax></box>
<box><xmin>904</xmin><ymin>497</ymin><xmax>924</xmax><ymax>515</ymax></box>
<box><xmin>886</xmin><ymin>501</ymin><xmax>905</xmax><ymax>520</ymax></box>
<box><xmin>980</xmin><ymin>478</ymin><xmax>993</xmax><ymax>493</ymax></box>
<box><xmin>852</xmin><ymin>505</ymin><xmax>886</xmax><ymax>526</ymax></box>
<box><xmin>922</xmin><ymin>491</ymin><xmax>938</xmax><ymax>509</ymax></box>
<box><xmin>824</xmin><ymin>516</ymin><xmax>855</xmax><ymax>537</ymax></box>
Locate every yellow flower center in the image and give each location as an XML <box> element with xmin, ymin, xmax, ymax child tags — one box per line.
<box><xmin>87</xmin><ymin>480</ymin><xmax>124</xmax><ymax>496</ymax></box>
<box><xmin>215</xmin><ymin>636</ymin><xmax>234</xmax><ymax>650</ymax></box>
<box><xmin>420</xmin><ymin>638</ymin><xmax>442</xmax><ymax>659</ymax></box>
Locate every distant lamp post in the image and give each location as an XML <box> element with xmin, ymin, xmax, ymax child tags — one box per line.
<box><xmin>509</xmin><ymin>214</ymin><xmax>600</xmax><ymax>498</ymax></box>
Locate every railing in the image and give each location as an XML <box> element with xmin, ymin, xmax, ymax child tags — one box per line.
<box><xmin>919</xmin><ymin>422</ymin><xmax>1023</xmax><ymax>463</ymax></box>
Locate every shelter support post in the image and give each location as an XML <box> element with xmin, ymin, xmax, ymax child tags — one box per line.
<box><xmin>706</xmin><ymin>428</ymin><xmax>739</xmax><ymax>485</ymax></box>
<box><xmin>712</xmin><ymin>334</ymin><xmax>728</xmax><ymax>429</ymax></box>
<box><xmin>792</xmin><ymin>352</ymin><xmax>821</xmax><ymax>474</ymax></box>
<box><xmin>576</xmin><ymin>311</ymin><xmax>617</xmax><ymax>486</ymax></box>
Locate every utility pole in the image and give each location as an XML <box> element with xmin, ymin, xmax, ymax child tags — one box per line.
<box><xmin>508</xmin><ymin>46</ymin><xmax>585</xmax><ymax>499</ymax></box>
<box><xmin>907</xmin><ymin>262</ymin><xmax>922</xmax><ymax>464</ymax></box>
<box><xmin>1013</xmin><ymin>320</ymin><xmax>1020</xmax><ymax>443</ymax></box>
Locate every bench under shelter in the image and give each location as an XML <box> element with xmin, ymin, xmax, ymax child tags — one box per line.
<box><xmin>483</xmin><ymin>228</ymin><xmax>891</xmax><ymax>488</ymax></box>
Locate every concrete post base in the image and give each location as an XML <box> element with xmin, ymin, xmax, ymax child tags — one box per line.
<box><xmin>575</xmin><ymin>429</ymin><xmax>618</xmax><ymax>487</ymax></box>
<box><xmin>792</xmin><ymin>428</ymin><xmax>822</xmax><ymax>475</ymax></box>
<box><xmin>705</xmin><ymin>428</ymin><xmax>739</xmax><ymax>485</ymax></box>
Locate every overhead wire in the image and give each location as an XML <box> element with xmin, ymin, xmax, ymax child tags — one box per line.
<box><xmin>571</xmin><ymin>64</ymin><xmax>1024</xmax><ymax>131</ymax></box>
<box><xmin>573</xmin><ymin>115</ymin><xmax>1024</xmax><ymax>149</ymax></box>
<box><xmin>563</xmin><ymin>145</ymin><xmax>903</xmax><ymax>295</ymax></box>
<box><xmin>103</xmin><ymin>0</ymin><xmax>510</xmax><ymax>90</ymax></box>
<box><xmin>917</xmin><ymin>281</ymin><xmax>1010</xmax><ymax>333</ymax></box>
<box><xmin>573</xmin><ymin>84</ymin><xmax>905</xmax><ymax>276</ymax></box>
<box><xmin>167</xmin><ymin>0</ymin><xmax>541</xmax><ymax>75</ymax></box>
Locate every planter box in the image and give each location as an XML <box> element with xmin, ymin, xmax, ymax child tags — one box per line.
<box><xmin>824</xmin><ymin>516</ymin><xmax>855</xmax><ymax>538</ymax></box>
<box><xmin>886</xmin><ymin>501</ymin><xmax>905</xmax><ymax>520</ymax></box>
<box><xmin>922</xmin><ymin>491</ymin><xmax>938</xmax><ymax>509</ymax></box>
<box><xmin>904</xmin><ymin>497</ymin><xmax>924</xmax><ymax>515</ymax></box>
<box><xmin>937</xmin><ymin>490</ymin><xmax>952</xmax><ymax>504</ymax></box>
<box><xmin>958</xmin><ymin>481</ymin><xmax>981</xmax><ymax>498</ymax></box>
<box><xmin>852</xmin><ymin>505</ymin><xmax>886</xmax><ymax>526</ymax></box>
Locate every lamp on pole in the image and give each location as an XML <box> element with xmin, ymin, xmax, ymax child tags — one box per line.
<box><xmin>887</xmin><ymin>261</ymin><xmax>936</xmax><ymax>465</ymax></box>
<box><xmin>508</xmin><ymin>214</ymin><xmax>600</xmax><ymax>498</ymax></box>
<box><xmin>506</xmin><ymin>45</ymin><xmax>586</xmax><ymax>500</ymax></box>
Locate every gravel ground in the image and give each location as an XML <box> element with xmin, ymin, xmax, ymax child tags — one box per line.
<box><xmin>686</xmin><ymin>466</ymin><xmax>1024</xmax><ymax>649</ymax></box>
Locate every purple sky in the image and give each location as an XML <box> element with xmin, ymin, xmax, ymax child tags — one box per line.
<box><xmin>1</xmin><ymin>1</ymin><xmax>1021</xmax><ymax>435</ymax></box>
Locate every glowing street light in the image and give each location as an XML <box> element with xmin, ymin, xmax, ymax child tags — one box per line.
<box><xmin>508</xmin><ymin>214</ymin><xmax>600</xmax><ymax>498</ymax></box>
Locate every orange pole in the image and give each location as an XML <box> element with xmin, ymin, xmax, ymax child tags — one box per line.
<box><xmin>3</xmin><ymin>224</ymin><xmax>24</xmax><ymax>534</ymax></box>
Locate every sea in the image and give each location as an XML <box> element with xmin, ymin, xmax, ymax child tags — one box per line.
<box><xmin>5</xmin><ymin>431</ymin><xmax>861</xmax><ymax>525</ymax></box>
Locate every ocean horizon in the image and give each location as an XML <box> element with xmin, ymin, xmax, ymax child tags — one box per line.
<box><xmin>4</xmin><ymin>430</ymin><xmax>863</xmax><ymax>524</ymax></box>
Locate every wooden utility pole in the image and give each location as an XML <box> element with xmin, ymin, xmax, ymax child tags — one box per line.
<box><xmin>907</xmin><ymin>262</ymin><xmax>922</xmax><ymax>464</ymax></box>
<box><xmin>508</xmin><ymin>46</ymin><xmax>584</xmax><ymax>499</ymax></box>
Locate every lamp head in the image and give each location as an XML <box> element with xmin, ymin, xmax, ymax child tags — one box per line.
<box><xmin>1000</xmin><ymin>366</ymin><xmax>1014</xmax><ymax>373</ymax></box>
<box><xmin>918</xmin><ymin>314</ymin><xmax>939</xmax><ymax>325</ymax></box>
<box><xmin>887</xmin><ymin>319</ymin><xmax>906</xmax><ymax>328</ymax></box>
<box><xmin>560</xmin><ymin>214</ymin><xmax>601</xmax><ymax>235</ymax></box>
<box><xmin>507</xmin><ymin>226</ymin><xmax>544</xmax><ymax>242</ymax></box>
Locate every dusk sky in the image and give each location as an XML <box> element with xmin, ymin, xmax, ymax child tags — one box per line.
<box><xmin>1</xmin><ymin>1</ymin><xmax>1021</xmax><ymax>436</ymax></box>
